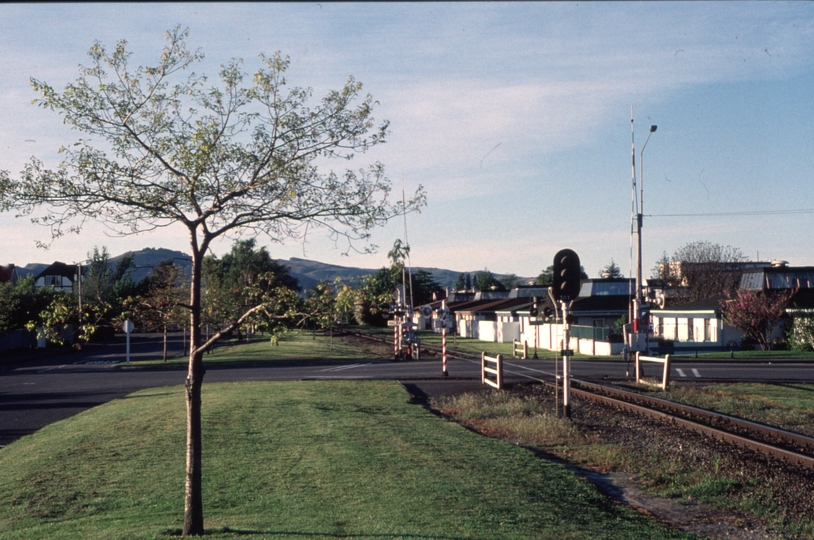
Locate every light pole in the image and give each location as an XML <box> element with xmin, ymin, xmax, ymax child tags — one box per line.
<box><xmin>635</xmin><ymin>124</ymin><xmax>657</xmax><ymax>335</ymax></box>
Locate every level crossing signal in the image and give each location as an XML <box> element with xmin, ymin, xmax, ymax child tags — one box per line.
<box><xmin>552</xmin><ymin>248</ymin><xmax>581</xmax><ymax>302</ymax></box>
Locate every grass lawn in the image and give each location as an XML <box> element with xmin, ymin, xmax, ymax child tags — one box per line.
<box><xmin>0</xmin><ymin>380</ymin><xmax>693</xmax><ymax>539</ymax></box>
<box><xmin>131</xmin><ymin>330</ymin><xmax>384</xmax><ymax>367</ymax></box>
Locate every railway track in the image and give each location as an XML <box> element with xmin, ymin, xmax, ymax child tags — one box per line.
<box><xmin>348</xmin><ymin>329</ymin><xmax>814</xmax><ymax>471</ymax></box>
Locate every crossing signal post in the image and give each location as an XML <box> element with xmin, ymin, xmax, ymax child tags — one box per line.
<box><xmin>551</xmin><ymin>249</ymin><xmax>581</xmax><ymax>418</ymax></box>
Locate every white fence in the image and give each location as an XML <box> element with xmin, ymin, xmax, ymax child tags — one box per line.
<box><xmin>481</xmin><ymin>353</ymin><xmax>503</xmax><ymax>390</ymax></box>
<box><xmin>635</xmin><ymin>353</ymin><xmax>672</xmax><ymax>389</ymax></box>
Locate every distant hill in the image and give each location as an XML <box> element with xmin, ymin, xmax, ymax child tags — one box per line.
<box><xmin>17</xmin><ymin>248</ymin><xmax>530</xmax><ymax>291</ymax></box>
<box><xmin>111</xmin><ymin>247</ymin><xmax>192</xmax><ymax>283</ymax></box>
<box><xmin>280</xmin><ymin>257</ymin><xmax>530</xmax><ymax>290</ymax></box>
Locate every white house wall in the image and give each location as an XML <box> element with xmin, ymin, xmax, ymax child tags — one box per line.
<box><xmin>478</xmin><ymin>321</ymin><xmax>498</xmax><ymax>342</ymax></box>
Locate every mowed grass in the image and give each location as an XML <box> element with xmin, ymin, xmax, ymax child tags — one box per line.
<box><xmin>133</xmin><ymin>330</ymin><xmax>384</xmax><ymax>366</ymax></box>
<box><xmin>0</xmin><ymin>381</ymin><xmax>693</xmax><ymax>540</ymax></box>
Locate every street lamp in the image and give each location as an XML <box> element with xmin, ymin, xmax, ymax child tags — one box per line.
<box><xmin>635</xmin><ymin>124</ymin><xmax>657</xmax><ymax>335</ymax></box>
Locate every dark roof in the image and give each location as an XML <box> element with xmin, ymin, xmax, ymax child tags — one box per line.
<box><xmin>570</xmin><ymin>295</ymin><xmax>630</xmax><ymax>314</ymax></box>
<box><xmin>35</xmin><ymin>261</ymin><xmax>79</xmax><ymax>281</ymax></box>
<box><xmin>655</xmin><ymin>295</ymin><xmax>726</xmax><ymax>314</ymax></box>
<box><xmin>0</xmin><ymin>264</ymin><xmax>15</xmax><ymax>283</ymax></box>
<box><xmin>455</xmin><ymin>297</ymin><xmax>531</xmax><ymax>315</ymax></box>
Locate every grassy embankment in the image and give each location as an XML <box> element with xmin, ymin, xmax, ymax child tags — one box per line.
<box><xmin>435</xmin><ymin>382</ymin><xmax>814</xmax><ymax>537</ymax></box>
<box><xmin>0</xmin><ymin>378</ymin><xmax>694</xmax><ymax>539</ymax></box>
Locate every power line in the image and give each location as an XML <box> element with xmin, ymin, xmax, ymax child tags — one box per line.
<box><xmin>647</xmin><ymin>208</ymin><xmax>814</xmax><ymax>218</ymax></box>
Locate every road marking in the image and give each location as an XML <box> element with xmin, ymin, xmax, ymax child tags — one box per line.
<box><xmin>676</xmin><ymin>368</ymin><xmax>687</xmax><ymax>377</ymax></box>
<box><xmin>318</xmin><ymin>363</ymin><xmax>371</xmax><ymax>372</ymax></box>
<box><xmin>37</xmin><ymin>365</ymin><xmax>66</xmax><ymax>374</ymax></box>
<box><xmin>692</xmin><ymin>368</ymin><xmax>702</xmax><ymax>378</ymax></box>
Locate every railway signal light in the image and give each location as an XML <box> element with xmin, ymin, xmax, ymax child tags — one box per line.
<box><xmin>552</xmin><ymin>248</ymin><xmax>581</xmax><ymax>302</ymax></box>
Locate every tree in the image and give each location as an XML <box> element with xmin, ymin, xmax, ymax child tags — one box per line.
<box><xmin>29</xmin><ymin>246</ymin><xmax>137</xmax><ymax>344</ymax></box>
<box><xmin>474</xmin><ymin>269</ymin><xmax>505</xmax><ymax>291</ymax></box>
<box><xmin>599</xmin><ymin>259</ymin><xmax>623</xmax><ymax>278</ymax></box>
<box><xmin>666</xmin><ymin>241</ymin><xmax>748</xmax><ymax>303</ymax></box>
<box><xmin>536</xmin><ymin>265</ymin><xmax>554</xmax><ymax>287</ymax></box>
<box><xmin>501</xmin><ymin>274</ymin><xmax>522</xmax><ymax>289</ymax></box>
<box><xmin>650</xmin><ymin>251</ymin><xmax>671</xmax><ymax>281</ymax></box>
<box><xmin>132</xmin><ymin>258</ymin><xmax>186</xmax><ymax>361</ymax></box>
<box><xmin>1</xmin><ymin>28</ymin><xmax>423</xmax><ymax>536</ymax></box>
<box><xmin>0</xmin><ymin>277</ymin><xmax>57</xmax><ymax>332</ymax></box>
<box><xmin>719</xmin><ymin>289</ymin><xmax>794</xmax><ymax>350</ymax></box>
<box><xmin>454</xmin><ymin>273</ymin><xmax>466</xmax><ymax>291</ymax></box>
<box><xmin>537</xmin><ymin>264</ymin><xmax>588</xmax><ymax>287</ymax></box>
<box><xmin>202</xmin><ymin>239</ymin><xmax>300</xmax><ymax>339</ymax></box>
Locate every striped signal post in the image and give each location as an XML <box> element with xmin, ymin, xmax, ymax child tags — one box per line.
<box><xmin>394</xmin><ymin>315</ymin><xmax>399</xmax><ymax>360</ymax></box>
<box><xmin>442</xmin><ymin>324</ymin><xmax>447</xmax><ymax>376</ymax></box>
<box><xmin>440</xmin><ymin>301</ymin><xmax>450</xmax><ymax>376</ymax></box>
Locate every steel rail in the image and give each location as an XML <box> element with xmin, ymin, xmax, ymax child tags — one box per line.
<box><xmin>570</xmin><ymin>380</ymin><xmax>814</xmax><ymax>470</ymax></box>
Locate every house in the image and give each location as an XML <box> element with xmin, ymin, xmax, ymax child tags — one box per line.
<box><xmin>650</xmin><ymin>262</ymin><xmax>814</xmax><ymax>351</ymax></box>
<box><xmin>0</xmin><ymin>264</ymin><xmax>18</xmax><ymax>285</ymax></box>
<box><xmin>650</xmin><ymin>295</ymin><xmax>739</xmax><ymax>351</ymax></box>
<box><xmin>35</xmin><ymin>261</ymin><xmax>81</xmax><ymax>292</ymax></box>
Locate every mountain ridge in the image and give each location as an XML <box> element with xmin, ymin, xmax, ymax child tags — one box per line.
<box><xmin>14</xmin><ymin>248</ymin><xmax>532</xmax><ymax>290</ymax></box>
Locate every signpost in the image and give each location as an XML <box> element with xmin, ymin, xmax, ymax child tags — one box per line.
<box><xmin>439</xmin><ymin>301</ymin><xmax>449</xmax><ymax>376</ymax></box>
<box><xmin>551</xmin><ymin>249</ymin><xmax>581</xmax><ymax>419</ymax></box>
<box><xmin>123</xmin><ymin>318</ymin><xmax>135</xmax><ymax>363</ymax></box>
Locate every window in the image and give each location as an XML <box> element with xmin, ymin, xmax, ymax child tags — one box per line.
<box><xmin>591</xmin><ymin>281</ymin><xmax>634</xmax><ymax>296</ymax></box>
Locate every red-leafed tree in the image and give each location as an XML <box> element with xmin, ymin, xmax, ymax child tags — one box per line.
<box><xmin>719</xmin><ymin>289</ymin><xmax>795</xmax><ymax>350</ymax></box>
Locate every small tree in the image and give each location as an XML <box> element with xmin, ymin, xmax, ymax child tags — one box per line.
<box><xmin>454</xmin><ymin>273</ymin><xmax>466</xmax><ymax>291</ymax></box>
<box><xmin>720</xmin><ymin>289</ymin><xmax>795</xmax><ymax>350</ymax></box>
<box><xmin>474</xmin><ymin>269</ymin><xmax>505</xmax><ymax>291</ymax></box>
<box><xmin>599</xmin><ymin>259</ymin><xmax>623</xmax><ymax>278</ymax></box>
<box><xmin>132</xmin><ymin>259</ymin><xmax>186</xmax><ymax>361</ymax></box>
<box><xmin>668</xmin><ymin>241</ymin><xmax>749</xmax><ymax>303</ymax></box>
<box><xmin>536</xmin><ymin>265</ymin><xmax>554</xmax><ymax>287</ymax></box>
<box><xmin>788</xmin><ymin>314</ymin><xmax>814</xmax><ymax>352</ymax></box>
<box><xmin>1</xmin><ymin>28</ymin><xmax>423</xmax><ymax>536</ymax></box>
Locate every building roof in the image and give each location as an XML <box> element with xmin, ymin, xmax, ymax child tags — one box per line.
<box><xmin>0</xmin><ymin>264</ymin><xmax>15</xmax><ymax>283</ymax></box>
<box><xmin>740</xmin><ymin>266</ymin><xmax>814</xmax><ymax>291</ymax></box>
<box><xmin>653</xmin><ymin>295</ymin><xmax>726</xmax><ymax>315</ymax></box>
<box><xmin>455</xmin><ymin>297</ymin><xmax>531</xmax><ymax>315</ymax></box>
<box><xmin>35</xmin><ymin>261</ymin><xmax>79</xmax><ymax>281</ymax></box>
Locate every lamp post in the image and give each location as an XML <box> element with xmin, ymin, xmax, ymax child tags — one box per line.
<box><xmin>635</xmin><ymin>124</ymin><xmax>657</xmax><ymax>336</ymax></box>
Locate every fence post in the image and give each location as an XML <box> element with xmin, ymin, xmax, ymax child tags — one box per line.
<box><xmin>496</xmin><ymin>354</ymin><xmax>503</xmax><ymax>388</ymax></box>
<box><xmin>635</xmin><ymin>352</ymin><xmax>641</xmax><ymax>384</ymax></box>
<box><xmin>481</xmin><ymin>352</ymin><xmax>486</xmax><ymax>385</ymax></box>
<box><xmin>662</xmin><ymin>354</ymin><xmax>672</xmax><ymax>389</ymax></box>
<box><xmin>523</xmin><ymin>341</ymin><xmax>528</xmax><ymax>359</ymax></box>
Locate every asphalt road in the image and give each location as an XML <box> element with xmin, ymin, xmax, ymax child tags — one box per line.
<box><xmin>2</xmin><ymin>333</ymin><xmax>814</xmax><ymax>448</ymax></box>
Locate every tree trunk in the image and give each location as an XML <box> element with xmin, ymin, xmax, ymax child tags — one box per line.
<box><xmin>163</xmin><ymin>324</ymin><xmax>168</xmax><ymax>362</ymax></box>
<box><xmin>183</xmin><ymin>246</ymin><xmax>206</xmax><ymax>536</ymax></box>
<box><xmin>183</xmin><ymin>350</ymin><xmax>205</xmax><ymax>535</ymax></box>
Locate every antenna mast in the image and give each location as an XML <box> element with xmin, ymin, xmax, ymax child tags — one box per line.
<box><xmin>401</xmin><ymin>172</ymin><xmax>414</xmax><ymax>312</ymax></box>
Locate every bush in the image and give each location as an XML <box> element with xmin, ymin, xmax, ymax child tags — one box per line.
<box><xmin>788</xmin><ymin>316</ymin><xmax>814</xmax><ymax>352</ymax></box>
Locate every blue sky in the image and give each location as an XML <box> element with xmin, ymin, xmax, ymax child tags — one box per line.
<box><xmin>1</xmin><ymin>2</ymin><xmax>813</xmax><ymax>279</ymax></box>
